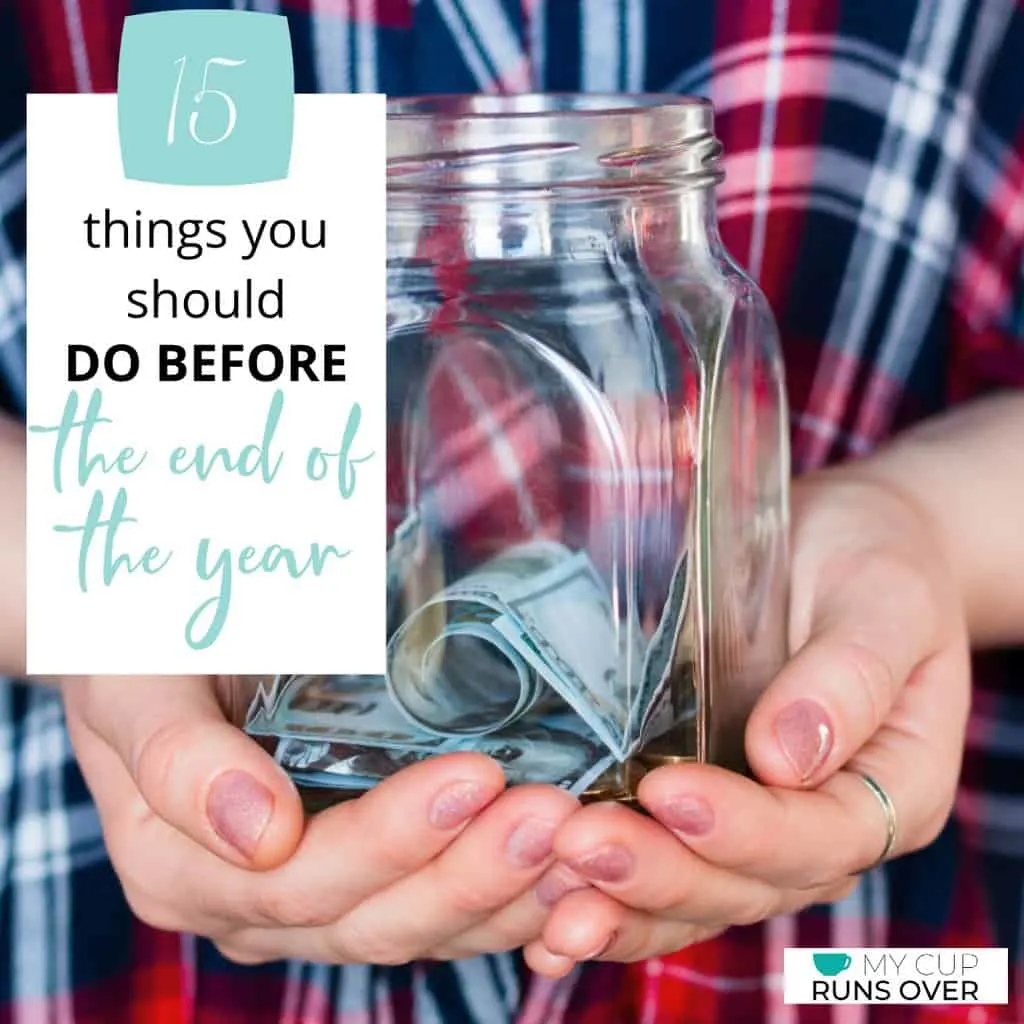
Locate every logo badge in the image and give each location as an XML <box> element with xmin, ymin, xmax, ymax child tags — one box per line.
<box><xmin>118</xmin><ymin>10</ymin><xmax>294</xmax><ymax>186</ymax></box>
<box><xmin>784</xmin><ymin>948</ymin><xmax>1008</xmax><ymax>1006</ymax></box>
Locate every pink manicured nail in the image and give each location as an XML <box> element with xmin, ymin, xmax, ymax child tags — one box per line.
<box><xmin>506</xmin><ymin>818</ymin><xmax>557</xmax><ymax>868</ymax></box>
<box><xmin>774</xmin><ymin>700</ymin><xmax>833</xmax><ymax>780</ymax></box>
<box><xmin>207</xmin><ymin>770</ymin><xmax>273</xmax><ymax>859</ymax></box>
<box><xmin>655</xmin><ymin>794</ymin><xmax>715</xmax><ymax>836</ymax></box>
<box><xmin>534</xmin><ymin>866</ymin><xmax>588</xmax><ymax>907</ymax></box>
<box><xmin>429</xmin><ymin>781</ymin><xmax>492</xmax><ymax>830</ymax></box>
<box><xmin>571</xmin><ymin>844</ymin><xmax>634</xmax><ymax>883</ymax></box>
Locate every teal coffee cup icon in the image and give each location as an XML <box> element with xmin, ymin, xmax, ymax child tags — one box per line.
<box><xmin>813</xmin><ymin>953</ymin><xmax>852</xmax><ymax>976</ymax></box>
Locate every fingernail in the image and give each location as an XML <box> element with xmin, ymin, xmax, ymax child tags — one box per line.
<box><xmin>774</xmin><ymin>700</ymin><xmax>833</xmax><ymax>780</ymax></box>
<box><xmin>535</xmin><ymin>866</ymin><xmax>588</xmax><ymax>907</ymax></box>
<box><xmin>506</xmin><ymin>818</ymin><xmax>557</xmax><ymax>869</ymax></box>
<box><xmin>571</xmin><ymin>844</ymin><xmax>634</xmax><ymax>883</ymax></box>
<box><xmin>655</xmin><ymin>794</ymin><xmax>715</xmax><ymax>836</ymax></box>
<box><xmin>429</xmin><ymin>780</ymin><xmax>492</xmax><ymax>830</ymax></box>
<box><xmin>581</xmin><ymin>935</ymin><xmax>615</xmax><ymax>961</ymax></box>
<box><xmin>207</xmin><ymin>770</ymin><xmax>273</xmax><ymax>859</ymax></box>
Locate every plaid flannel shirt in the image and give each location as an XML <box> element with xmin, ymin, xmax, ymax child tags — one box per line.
<box><xmin>2</xmin><ymin>2</ymin><xmax>1024</xmax><ymax>1023</ymax></box>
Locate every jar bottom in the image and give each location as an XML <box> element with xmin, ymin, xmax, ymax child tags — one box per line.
<box><xmin>297</xmin><ymin>726</ymin><xmax>700</xmax><ymax>816</ymax></box>
<box><xmin>580</xmin><ymin>753</ymin><xmax>699</xmax><ymax>809</ymax></box>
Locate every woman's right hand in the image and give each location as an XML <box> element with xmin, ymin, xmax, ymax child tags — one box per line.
<box><xmin>60</xmin><ymin>675</ymin><xmax>578</xmax><ymax>965</ymax></box>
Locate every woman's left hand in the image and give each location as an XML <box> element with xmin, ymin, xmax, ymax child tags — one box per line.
<box><xmin>524</xmin><ymin>469</ymin><xmax>971</xmax><ymax>977</ymax></box>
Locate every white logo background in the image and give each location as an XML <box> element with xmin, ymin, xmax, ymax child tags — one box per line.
<box><xmin>784</xmin><ymin>947</ymin><xmax>1008</xmax><ymax>1006</ymax></box>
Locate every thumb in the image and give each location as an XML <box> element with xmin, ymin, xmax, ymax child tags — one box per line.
<box><xmin>64</xmin><ymin>675</ymin><xmax>304</xmax><ymax>870</ymax></box>
<box><xmin>744</xmin><ymin>557</ymin><xmax>942</xmax><ymax>788</ymax></box>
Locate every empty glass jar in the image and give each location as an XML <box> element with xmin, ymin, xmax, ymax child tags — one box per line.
<box><xmin>246</xmin><ymin>94</ymin><xmax>791</xmax><ymax>805</ymax></box>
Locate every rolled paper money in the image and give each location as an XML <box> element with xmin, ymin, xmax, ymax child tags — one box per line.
<box><xmin>387</xmin><ymin>599</ymin><xmax>547</xmax><ymax>736</ymax></box>
<box><xmin>385</xmin><ymin>538</ymin><xmax>635</xmax><ymax>748</ymax></box>
<box><xmin>247</xmin><ymin>538</ymin><xmax>690</xmax><ymax>785</ymax></box>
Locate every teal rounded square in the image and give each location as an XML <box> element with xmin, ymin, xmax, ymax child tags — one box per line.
<box><xmin>118</xmin><ymin>11</ymin><xmax>294</xmax><ymax>186</ymax></box>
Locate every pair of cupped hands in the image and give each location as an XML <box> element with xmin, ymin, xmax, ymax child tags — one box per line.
<box><xmin>60</xmin><ymin>470</ymin><xmax>970</xmax><ymax>976</ymax></box>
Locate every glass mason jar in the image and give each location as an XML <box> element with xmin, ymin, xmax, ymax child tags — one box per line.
<box><xmin>249</xmin><ymin>95</ymin><xmax>790</xmax><ymax>807</ymax></box>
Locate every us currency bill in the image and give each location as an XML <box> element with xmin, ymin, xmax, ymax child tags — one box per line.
<box><xmin>251</xmin><ymin>672</ymin><xmax>607</xmax><ymax>781</ymax></box>
<box><xmin>493</xmin><ymin>551</ymin><xmax>645</xmax><ymax>759</ymax></box>
<box><xmin>634</xmin><ymin>550</ymin><xmax>694</xmax><ymax>745</ymax></box>
<box><xmin>387</xmin><ymin>596</ymin><xmax>549</xmax><ymax>736</ymax></box>
<box><xmin>273</xmin><ymin>708</ymin><xmax>616</xmax><ymax>797</ymax></box>
<box><xmin>386</xmin><ymin>538</ymin><xmax>655</xmax><ymax>756</ymax></box>
<box><xmin>247</xmin><ymin>674</ymin><xmax>448</xmax><ymax>751</ymax></box>
<box><xmin>246</xmin><ymin>533</ymin><xmax>694</xmax><ymax>791</ymax></box>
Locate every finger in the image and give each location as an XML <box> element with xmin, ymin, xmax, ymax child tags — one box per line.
<box><xmin>536</xmin><ymin>875</ymin><xmax>854</xmax><ymax>973</ymax></box>
<box><xmin>434</xmin><ymin>887</ymin><xmax>551</xmax><ymax>959</ymax></box>
<box><xmin>68</xmin><ymin>706</ymin><xmax>508</xmax><ymax>936</ymax></box>
<box><xmin>640</xmin><ymin>763</ymin><xmax>866</xmax><ymax>887</ymax></box>
<box><xmin>522</xmin><ymin>942</ymin><xmax>578</xmax><ymax>980</ymax></box>
<box><xmin>553</xmin><ymin>801</ymin><xmax>779</xmax><ymax>925</ymax></box>
<box><xmin>65</xmin><ymin>716</ymin><xmax>252</xmax><ymax>935</ymax></box>
<box><xmin>218</xmin><ymin>873</ymin><xmax>854</xmax><ymax>972</ymax></box>
<box><xmin>539</xmin><ymin>889</ymin><xmax>715</xmax><ymax>964</ymax></box>
<box><xmin>536</xmin><ymin>888</ymin><xmax>624</xmax><ymax>962</ymax></box>
<box><xmin>533</xmin><ymin>863</ymin><xmax>590</xmax><ymax>908</ymax></box>
<box><xmin>746</xmin><ymin>550</ymin><xmax>945</xmax><ymax>787</ymax></box>
<box><xmin>246</xmin><ymin>752</ymin><xmax>506</xmax><ymax>929</ymax></box>
<box><xmin>434</xmin><ymin>861</ymin><xmax>590</xmax><ymax>959</ymax></box>
<box><xmin>223</xmin><ymin>843</ymin><xmax>558</xmax><ymax>967</ymax></box>
<box><xmin>431</xmin><ymin>864</ymin><xmax>590</xmax><ymax>958</ymax></box>
<box><xmin>99</xmin><ymin>748</ymin><xmax>507</xmax><ymax>935</ymax></box>
<box><xmin>230</xmin><ymin>872</ymin><xmax>558</xmax><ymax>969</ymax></box>
<box><xmin>64</xmin><ymin>676</ymin><xmax>304</xmax><ymax>869</ymax></box>
<box><xmin>330</xmin><ymin>785</ymin><xmax>577</xmax><ymax>958</ymax></box>
<box><xmin>641</xmin><ymin>643</ymin><xmax>964</xmax><ymax>890</ymax></box>
<box><xmin>776</xmin><ymin>876</ymin><xmax>860</xmax><ymax>914</ymax></box>
<box><xmin>218</xmin><ymin>874</ymin><xmax>854</xmax><ymax>971</ymax></box>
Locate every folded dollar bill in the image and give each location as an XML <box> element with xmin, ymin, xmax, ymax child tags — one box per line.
<box><xmin>392</xmin><ymin>539</ymin><xmax>694</xmax><ymax>758</ymax></box>
<box><xmin>248</xmin><ymin>674</ymin><xmax>447</xmax><ymax>751</ymax></box>
<box><xmin>271</xmin><ymin>706</ymin><xmax>616</xmax><ymax>798</ymax></box>
<box><xmin>245</xmin><ymin>530</ymin><xmax>693</xmax><ymax>796</ymax></box>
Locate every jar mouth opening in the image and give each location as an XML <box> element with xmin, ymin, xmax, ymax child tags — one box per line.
<box><xmin>387</xmin><ymin>93</ymin><xmax>713</xmax><ymax>123</ymax></box>
<box><xmin>386</xmin><ymin>93</ymin><xmax>722</xmax><ymax>199</ymax></box>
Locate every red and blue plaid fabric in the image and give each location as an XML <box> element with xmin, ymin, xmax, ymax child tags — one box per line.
<box><xmin>2</xmin><ymin>2</ymin><xmax>1024</xmax><ymax>1022</ymax></box>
